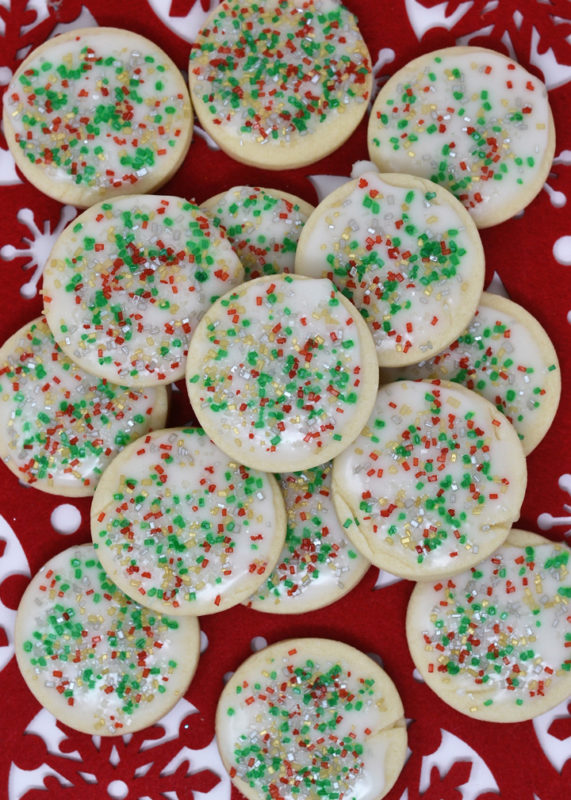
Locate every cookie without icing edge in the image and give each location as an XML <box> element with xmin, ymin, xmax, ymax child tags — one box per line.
<box><xmin>188</xmin><ymin>0</ymin><xmax>372</xmax><ymax>169</ymax></box>
<box><xmin>245</xmin><ymin>461</ymin><xmax>370</xmax><ymax>614</ymax></box>
<box><xmin>406</xmin><ymin>530</ymin><xmax>571</xmax><ymax>722</ymax></box>
<box><xmin>216</xmin><ymin>637</ymin><xmax>407</xmax><ymax>800</ymax></box>
<box><xmin>332</xmin><ymin>379</ymin><xmax>527</xmax><ymax>581</ymax></box>
<box><xmin>91</xmin><ymin>427</ymin><xmax>287</xmax><ymax>616</ymax></box>
<box><xmin>43</xmin><ymin>194</ymin><xmax>244</xmax><ymax>388</ymax></box>
<box><xmin>0</xmin><ymin>317</ymin><xmax>168</xmax><ymax>497</ymax></box>
<box><xmin>15</xmin><ymin>544</ymin><xmax>200</xmax><ymax>736</ymax></box>
<box><xmin>367</xmin><ymin>46</ymin><xmax>555</xmax><ymax>228</ymax></box>
<box><xmin>202</xmin><ymin>186</ymin><xmax>314</xmax><ymax>280</ymax></box>
<box><xmin>380</xmin><ymin>292</ymin><xmax>561</xmax><ymax>454</ymax></box>
<box><xmin>186</xmin><ymin>274</ymin><xmax>380</xmax><ymax>473</ymax></box>
<box><xmin>295</xmin><ymin>171</ymin><xmax>485</xmax><ymax>367</ymax></box>
<box><xmin>3</xmin><ymin>28</ymin><xmax>193</xmax><ymax>207</ymax></box>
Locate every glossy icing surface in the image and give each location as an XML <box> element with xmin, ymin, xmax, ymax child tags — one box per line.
<box><xmin>333</xmin><ymin>380</ymin><xmax>526</xmax><ymax>579</ymax></box>
<box><xmin>44</xmin><ymin>195</ymin><xmax>243</xmax><ymax>387</ymax></box>
<box><xmin>368</xmin><ymin>48</ymin><xmax>553</xmax><ymax>226</ymax></box>
<box><xmin>186</xmin><ymin>275</ymin><xmax>379</xmax><ymax>471</ymax></box>
<box><xmin>15</xmin><ymin>544</ymin><xmax>199</xmax><ymax>735</ymax></box>
<box><xmin>295</xmin><ymin>172</ymin><xmax>483</xmax><ymax>365</ymax></box>
<box><xmin>0</xmin><ymin>317</ymin><xmax>166</xmax><ymax>495</ymax></box>
<box><xmin>92</xmin><ymin>428</ymin><xmax>286</xmax><ymax>615</ymax></box>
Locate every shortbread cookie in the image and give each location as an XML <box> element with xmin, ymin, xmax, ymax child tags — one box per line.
<box><xmin>380</xmin><ymin>292</ymin><xmax>561</xmax><ymax>454</ymax></box>
<box><xmin>295</xmin><ymin>171</ymin><xmax>484</xmax><ymax>367</ymax></box>
<box><xmin>188</xmin><ymin>0</ymin><xmax>372</xmax><ymax>169</ymax></box>
<box><xmin>91</xmin><ymin>428</ymin><xmax>286</xmax><ymax>615</ymax></box>
<box><xmin>3</xmin><ymin>28</ymin><xmax>192</xmax><ymax>207</ymax></box>
<box><xmin>0</xmin><ymin>317</ymin><xmax>167</xmax><ymax>496</ymax></box>
<box><xmin>368</xmin><ymin>47</ymin><xmax>555</xmax><ymax>227</ymax></box>
<box><xmin>407</xmin><ymin>531</ymin><xmax>571</xmax><ymax>721</ymax></box>
<box><xmin>43</xmin><ymin>195</ymin><xmax>244</xmax><ymax>387</ymax></box>
<box><xmin>216</xmin><ymin>638</ymin><xmax>407</xmax><ymax>800</ymax></box>
<box><xmin>15</xmin><ymin>544</ymin><xmax>199</xmax><ymax>735</ymax></box>
<box><xmin>202</xmin><ymin>186</ymin><xmax>314</xmax><ymax>279</ymax></box>
<box><xmin>186</xmin><ymin>275</ymin><xmax>379</xmax><ymax>472</ymax></box>
<box><xmin>332</xmin><ymin>380</ymin><xmax>526</xmax><ymax>581</ymax></box>
<box><xmin>246</xmin><ymin>462</ymin><xmax>370</xmax><ymax>613</ymax></box>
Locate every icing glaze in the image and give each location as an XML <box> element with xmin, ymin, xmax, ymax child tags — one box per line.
<box><xmin>186</xmin><ymin>275</ymin><xmax>379</xmax><ymax>472</ymax></box>
<box><xmin>0</xmin><ymin>317</ymin><xmax>167</xmax><ymax>496</ymax></box>
<box><xmin>368</xmin><ymin>47</ymin><xmax>554</xmax><ymax>227</ymax></box>
<box><xmin>203</xmin><ymin>186</ymin><xmax>313</xmax><ymax>280</ymax></box>
<box><xmin>407</xmin><ymin>533</ymin><xmax>571</xmax><ymax>720</ymax></box>
<box><xmin>217</xmin><ymin>638</ymin><xmax>406</xmax><ymax>800</ymax></box>
<box><xmin>91</xmin><ymin>428</ymin><xmax>286</xmax><ymax>615</ymax></box>
<box><xmin>381</xmin><ymin>293</ymin><xmax>561</xmax><ymax>453</ymax></box>
<box><xmin>15</xmin><ymin>544</ymin><xmax>199</xmax><ymax>735</ymax></box>
<box><xmin>332</xmin><ymin>380</ymin><xmax>527</xmax><ymax>579</ymax></box>
<box><xmin>247</xmin><ymin>461</ymin><xmax>369</xmax><ymax>613</ymax></box>
<box><xmin>3</xmin><ymin>28</ymin><xmax>192</xmax><ymax>206</ymax></box>
<box><xmin>43</xmin><ymin>195</ymin><xmax>244</xmax><ymax>387</ymax></box>
<box><xmin>295</xmin><ymin>171</ymin><xmax>484</xmax><ymax>366</ymax></box>
<box><xmin>188</xmin><ymin>0</ymin><xmax>371</xmax><ymax>166</ymax></box>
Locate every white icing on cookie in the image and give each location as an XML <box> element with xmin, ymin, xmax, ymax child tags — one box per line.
<box><xmin>247</xmin><ymin>462</ymin><xmax>369</xmax><ymax>613</ymax></box>
<box><xmin>295</xmin><ymin>171</ymin><xmax>484</xmax><ymax>366</ymax></box>
<box><xmin>91</xmin><ymin>428</ymin><xmax>286</xmax><ymax>615</ymax></box>
<box><xmin>368</xmin><ymin>47</ymin><xmax>554</xmax><ymax>227</ymax></box>
<box><xmin>332</xmin><ymin>380</ymin><xmax>527</xmax><ymax>580</ymax></box>
<box><xmin>43</xmin><ymin>195</ymin><xmax>244</xmax><ymax>387</ymax></box>
<box><xmin>407</xmin><ymin>532</ymin><xmax>571</xmax><ymax>721</ymax></box>
<box><xmin>15</xmin><ymin>544</ymin><xmax>199</xmax><ymax>735</ymax></box>
<box><xmin>203</xmin><ymin>186</ymin><xmax>313</xmax><ymax>279</ymax></box>
<box><xmin>186</xmin><ymin>275</ymin><xmax>379</xmax><ymax>472</ymax></box>
<box><xmin>3</xmin><ymin>28</ymin><xmax>192</xmax><ymax>206</ymax></box>
<box><xmin>0</xmin><ymin>317</ymin><xmax>167</xmax><ymax>496</ymax></box>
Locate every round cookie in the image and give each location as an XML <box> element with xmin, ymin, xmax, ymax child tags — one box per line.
<box><xmin>43</xmin><ymin>195</ymin><xmax>244</xmax><ymax>388</ymax></box>
<box><xmin>406</xmin><ymin>530</ymin><xmax>571</xmax><ymax>722</ymax></box>
<box><xmin>202</xmin><ymin>186</ymin><xmax>314</xmax><ymax>280</ymax></box>
<box><xmin>3</xmin><ymin>28</ymin><xmax>192</xmax><ymax>207</ymax></box>
<box><xmin>15</xmin><ymin>544</ymin><xmax>199</xmax><ymax>735</ymax></box>
<box><xmin>246</xmin><ymin>461</ymin><xmax>370</xmax><ymax>613</ymax></box>
<box><xmin>380</xmin><ymin>292</ymin><xmax>561</xmax><ymax>454</ymax></box>
<box><xmin>368</xmin><ymin>46</ymin><xmax>555</xmax><ymax>228</ymax></box>
<box><xmin>295</xmin><ymin>171</ymin><xmax>485</xmax><ymax>367</ymax></box>
<box><xmin>91</xmin><ymin>427</ymin><xmax>286</xmax><ymax>616</ymax></box>
<box><xmin>216</xmin><ymin>638</ymin><xmax>407</xmax><ymax>800</ymax></box>
<box><xmin>0</xmin><ymin>317</ymin><xmax>167</xmax><ymax>496</ymax></box>
<box><xmin>186</xmin><ymin>274</ymin><xmax>379</xmax><ymax>472</ymax></box>
<box><xmin>332</xmin><ymin>380</ymin><xmax>527</xmax><ymax>581</ymax></box>
<box><xmin>188</xmin><ymin>0</ymin><xmax>372</xmax><ymax>169</ymax></box>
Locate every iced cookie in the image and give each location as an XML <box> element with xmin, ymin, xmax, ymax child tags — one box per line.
<box><xmin>368</xmin><ymin>47</ymin><xmax>555</xmax><ymax>228</ymax></box>
<box><xmin>380</xmin><ymin>292</ymin><xmax>561</xmax><ymax>454</ymax></box>
<box><xmin>407</xmin><ymin>530</ymin><xmax>571</xmax><ymax>721</ymax></box>
<box><xmin>15</xmin><ymin>544</ymin><xmax>199</xmax><ymax>735</ymax></box>
<box><xmin>186</xmin><ymin>275</ymin><xmax>379</xmax><ymax>472</ymax></box>
<box><xmin>202</xmin><ymin>186</ymin><xmax>314</xmax><ymax>279</ymax></box>
<box><xmin>0</xmin><ymin>317</ymin><xmax>167</xmax><ymax>496</ymax></box>
<box><xmin>295</xmin><ymin>171</ymin><xmax>484</xmax><ymax>367</ymax></box>
<box><xmin>3</xmin><ymin>28</ymin><xmax>192</xmax><ymax>207</ymax></box>
<box><xmin>188</xmin><ymin>0</ymin><xmax>372</xmax><ymax>169</ymax></box>
<box><xmin>332</xmin><ymin>380</ymin><xmax>527</xmax><ymax>581</ymax></box>
<box><xmin>216</xmin><ymin>638</ymin><xmax>407</xmax><ymax>800</ymax></box>
<box><xmin>43</xmin><ymin>195</ymin><xmax>244</xmax><ymax>388</ymax></box>
<box><xmin>246</xmin><ymin>462</ymin><xmax>370</xmax><ymax>613</ymax></box>
<box><xmin>91</xmin><ymin>427</ymin><xmax>286</xmax><ymax>615</ymax></box>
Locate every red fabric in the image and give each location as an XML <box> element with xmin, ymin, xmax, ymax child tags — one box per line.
<box><xmin>0</xmin><ymin>1</ymin><xmax>570</xmax><ymax>798</ymax></box>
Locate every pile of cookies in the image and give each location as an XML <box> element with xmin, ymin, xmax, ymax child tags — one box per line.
<box><xmin>1</xmin><ymin>2</ymin><xmax>569</xmax><ymax>799</ymax></box>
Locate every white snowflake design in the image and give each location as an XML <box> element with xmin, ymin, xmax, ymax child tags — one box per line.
<box><xmin>537</xmin><ymin>474</ymin><xmax>571</xmax><ymax>538</ymax></box>
<box><xmin>0</xmin><ymin>205</ymin><xmax>77</xmax><ymax>298</ymax></box>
